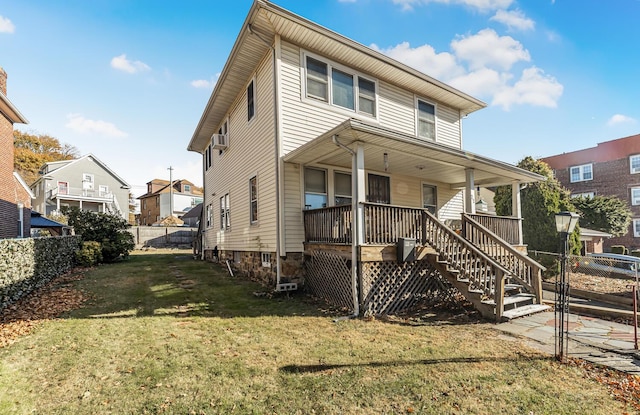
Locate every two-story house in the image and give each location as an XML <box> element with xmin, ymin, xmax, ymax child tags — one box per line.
<box><xmin>542</xmin><ymin>134</ymin><xmax>640</xmax><ymax>251</ymax></box>
<box><xmin>0</xmin><ymin>67</ymin><xmax>33</xmax><ymax>239</ymax></box>
<box><xmin>188</xmin><ymin>0</ymin><xmax>547</xmax><ymax>320</ymax></box>
<box><xmin>138</xmin><ymin>178</ymin><xmax>203</xmax><ymax>225</ymax></box>
<box><xmin>30</xmin><ymin>154</ymin><xmax>130</xmax><ymax>220</ymax></box>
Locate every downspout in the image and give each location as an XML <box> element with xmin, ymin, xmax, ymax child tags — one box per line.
<box><xmin>248</xmin><ymin>23</ymin><xmax>283</xmax><ymax>288</ymax></box>
<box><xmin>332</xmin><ymin>135</ymin><xmax>360</xmax><ymax>317</ymax></box>
<box><xmin>200</xmin><ymin>152</ymin><xmax>206</xmax><ymax>260</ymax></box>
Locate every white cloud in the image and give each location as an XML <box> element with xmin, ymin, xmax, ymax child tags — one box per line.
<box><xmin>65</xmin><ymin>113</ymin><xmax>128</xmax><ymax>138</ymax></box>
<box><xmin>607</xmin><ymin>114</ymin><xmax>637</xmax><ymax>126</ymax></box>
<box><xmin>392</xmin><ymin>0</ymin><xmax>512</xmax><ymax>12</ymax></box>
<box><xmin>449</xmin><ymin>68</ymin><xmax>511</xmax><ymax>98</ymax></box>
<box><xmin>190</xmin><ymin>73</ymin><xmax>220</xmax><ymax>90</ymax></box>
<box><xmin>451</xmin><ymin>28</ymin><xmax>530</xmax><ymax>71</ymax></box>
<box><xmin>492</xmin><ymin>67</ymin><xmax>563</xmax><ymax>110</ymax></box>
<box><xmin>371</xmin><ymin>42</ymin><xmax>463</xmax><ymax>80</ymax></box>
<box><xmin>490</xmin><ymin>9</ymin><xmax>535</xmax><ymax>31</ymax></box>
<box><xmin>0</xmin><ymin>16</ymin><xmax>15</xmax><ymax>34</ymax></box>
<box><xmin>110</xmin><ymin>54</ymin><xmax>151</xmax><ymax>74</ymax></box>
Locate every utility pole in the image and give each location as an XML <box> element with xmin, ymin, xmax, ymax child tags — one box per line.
<box><xmin>168</xmin><ymin>166</ymin><xmax>174</xmax><ymax>218</ymax></box>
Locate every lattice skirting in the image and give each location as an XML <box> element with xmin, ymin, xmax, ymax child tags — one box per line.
<box><xmin>304</xmin><ymin>250</ymin><xmax>354</xmax><ymax>312</ymax></box>
<box><xmin>305</xmin><ymin>252</ymin><xmax>459</xmax><ymax>316</ymax></box>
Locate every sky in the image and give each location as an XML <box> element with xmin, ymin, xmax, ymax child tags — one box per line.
<box><xmin>2</xmin><ymin>0</ymin><xmax>640</xmax><ymax>198</ymax></box>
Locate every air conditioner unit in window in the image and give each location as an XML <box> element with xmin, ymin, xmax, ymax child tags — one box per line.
<box><xmin>212</xmin><ymin>133</ymin><xmax>228</xmax><ymax>150</ymax></box>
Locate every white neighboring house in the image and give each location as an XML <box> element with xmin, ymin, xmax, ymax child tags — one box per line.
<box><xmin>188</xmin><ymin>0</ymin><xmax>546</xmax><ymax>320</ymax></box>
<box><xmin>31</xmin><ymin>154</ymin><xmax>130</xmax><ymax>220</ymax></box>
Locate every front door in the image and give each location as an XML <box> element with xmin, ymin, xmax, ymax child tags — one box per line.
<box><xmin>368</xmin><ymin>174</ymin><xmax>390</xmax><ymax>204</ymax></box>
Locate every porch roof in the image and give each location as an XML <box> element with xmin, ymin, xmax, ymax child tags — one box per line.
<box><xmin>283</xmin><ymin>119</ymin><xmax>545</xmax><ymax>188</ymax></box>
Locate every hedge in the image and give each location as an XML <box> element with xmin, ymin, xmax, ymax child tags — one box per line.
<box><xmin>0</xmin><ymin>236</ymin><xmax>81</xmax><ymax>310</ymax></box>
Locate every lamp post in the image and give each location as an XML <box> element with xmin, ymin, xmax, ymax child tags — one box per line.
<box><xmin>554</xmin><ymin>211</ymin><xmax>579</xmax><ymax>362</ymax></box>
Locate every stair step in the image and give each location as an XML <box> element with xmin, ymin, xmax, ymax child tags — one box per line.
<box><xmin>504</xmin><ymin>293</ymin><xmax>534</xmax><ymax>306</ymax></box>
<box><xmin>502</xmin><ymin>304</ymin><xmax>551</xmax><ymax>320</ymax></box>
<box><xmin>504</xmin><ymin>283</ymin><xmax>524</xmax><ymax>292</ymax></box>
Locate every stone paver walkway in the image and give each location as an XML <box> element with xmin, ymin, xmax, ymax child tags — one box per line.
<box><xmin>495</xmin><ymin>311</ymin><xmax>640</xmax><ymax>374</ymax></box>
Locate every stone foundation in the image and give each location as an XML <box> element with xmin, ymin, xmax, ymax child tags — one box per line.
<box><xmin>203</xmin><ymin>249</ymin><xmax>304</xmax><ymax>287</ymax></box>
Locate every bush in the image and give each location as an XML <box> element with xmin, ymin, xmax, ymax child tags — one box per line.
<box><xmin>75</xmin><ymin>241</ymin><xmax>103</xmax><ymax>266</ymax></box>
<box><xmin>63</xmin><ymin>207</ymin><xmax>134</xmax><ymax>263</ymax></box>
<box><xmin>611</xmin><ymin>245</ymin><xmax>628</xmax><ymax>255</ymax></box>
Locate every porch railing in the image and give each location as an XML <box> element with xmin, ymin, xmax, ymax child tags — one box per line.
<box><xmin>304</xmin><ymin>205</ymin><xmax>352</xmax><ymax>244</ymax></box>
<box><xmin>462</xmin><ymin>213</ymin><xmax>544</xmax><ymax>301</ymax></box>
<box><xmin>465</xmin><ymin>213</ymin><xmax>521</xmax><ymax>245</ymax></box>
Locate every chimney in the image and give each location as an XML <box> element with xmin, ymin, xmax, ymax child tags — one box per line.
<box><xmin>0</xmin><ymin>67</ymin><xmax>6</xmax><ymax>96</ymax></box>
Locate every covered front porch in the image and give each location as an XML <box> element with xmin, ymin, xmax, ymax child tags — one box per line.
<box><xmin>284</xmin><ymin>119</ymin><xmax>546</xmax><ymax>320</ymax></box>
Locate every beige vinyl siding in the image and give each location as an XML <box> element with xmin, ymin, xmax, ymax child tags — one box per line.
<box><xmin>377</xmin><ymin>82</ymin><xmax>416</xmax><ymax>136</ymax></box>
<box><xmin>439</xmin><ymin>190</ymin><xmax>464</xmax><ymax>221</ymax></box>
<box><xmin>203</xmin><ymin>52</ymin><xmax>277</xmax><ymax>253</ymax></box>
<box><xmin>435</xmin><ymin>104</ymin><xmax>461</xmax><ymax>148</ymax></box>
<box><xmin>280</xmin><ymin>41</ymin><xmax>347</xmax><ymax>154</ymax></box>
<box><xmin>388</xmin><ymin>173</ymin><xmax>463</xmax><ymax>221</ymax></box>
<box><xmin>280</xmin><ymin>41</ymin><xmax>463</xmax><ymax>154</ymax></box>
<box><xmin>283</xmin><ymin>162</ymin><xmax>304</xmax><ymax>252</ymax></box>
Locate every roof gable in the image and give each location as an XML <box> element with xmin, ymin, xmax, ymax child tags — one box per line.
<box><xmin>188</xmin><ymin>0</ymin><xmax>485</xmax><ymax>153</ymax></box>
<box><xmin>37</xmin><ymin>154</ymin><xmax>130</xmax><ymax>188</ymax></box>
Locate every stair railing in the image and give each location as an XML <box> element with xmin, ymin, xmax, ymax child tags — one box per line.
<box><xmin>461</xmin><ymin>214</ymin><xmax>545</xmax><ymax>303</ymax></box>
<box><xmin>422</xmin><ymin>210</ymin><xmax>511</xmax><ymax>319</ymax></box>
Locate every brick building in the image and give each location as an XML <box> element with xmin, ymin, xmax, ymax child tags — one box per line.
<box><xmin>0</xmin><ymin>67</ymin><xmax>32</xmax><ymax>238</ymax></box>
<box><xmin>138</xmin><ymin>179</ymin><xmax>203</xmax><ymax>225</ymax></box>
<box><xmin>541</xmin><ymin>134</ymin><xmax>640</xmax><ymax>251</ymax></box>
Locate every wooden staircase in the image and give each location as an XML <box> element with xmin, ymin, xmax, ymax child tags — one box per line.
<box><xmin>422</xmin><ymin>211</ymin><xmax>549</xmax><ymax>321</ymax></box>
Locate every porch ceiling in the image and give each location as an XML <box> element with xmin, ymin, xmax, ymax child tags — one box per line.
<box><xmin>283</xmin><ymin>119</ymin><xmax>545</xmax><ymax>188</ymax></box>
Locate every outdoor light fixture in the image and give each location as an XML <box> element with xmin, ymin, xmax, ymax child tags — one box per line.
<box><xmin>554</xmin><ymin>210</ymin><xmax>579</xmax><ymax>362</ymax></box>
<box><xmin>383</xmin><ymin>153</ymin><xmax>389</xmax><ymax>172</ymax></box>
<box><xmin>555</xmin><ymin>211</ymin><xmax>579</xmax><ymax>234</ymax></box>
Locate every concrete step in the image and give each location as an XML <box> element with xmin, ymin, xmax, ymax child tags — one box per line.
<box><xmin>502</xmin><ymin>304</ymin><xmax>551</xmax><ymax>320</ymax></box>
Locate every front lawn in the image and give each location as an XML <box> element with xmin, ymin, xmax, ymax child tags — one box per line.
<box><xmin>0</xmin><ymin>250</ymin><xmax>627</xmax><ymax>414</ymax></box>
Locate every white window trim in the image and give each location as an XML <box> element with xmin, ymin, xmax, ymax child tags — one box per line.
<box><xmin>249</xmin><ymin>175</ymin><xmax>258</xmax><ymax>225</ymax></box>
<box><xmin>415</xmin><ymin>96</ymin><xmax>437</xmax><ymax>141</ymax></box>
<box><xmin>300</xmin><ymin>50</ymin><xmax>379</xmax><ymax>121</ymax></box>
<box><xmin>634</xmin><ymin>218</ymin><xmax>640</xmax><ymax>238</ymax></box>
<box><xmin>630</xmin><ymin>154</ymin><xmax>640</xmax><ymax>174</ymax></box>
<box><xmin>632</xmin><ymin>188</ymin><xmax>640</xmax><ymax>206</ymax></box>
<box><xmin>571</xmin><ymin>192</ymin><xmax>595</xmax><ymax>199</ymax></box>
<box><xmin>421</xmin><ymin>182</ymin><xmax>438</xmax><ymax>213</ymax></box>
<box><xmin>220</xmin><ymin>193</ymin><xmax>230</xmax><ymax>231</ymax></box>
<box><xmin>261</xmin><ymin>252</ymin><xmax>271</xmax><ymax>268</ymax></box>
<box><xmin>569</xmin><ymin>163</ymin><xmax>593</xmax><ymax>183</ymax></box>
<box><xmin>247</xmin><ymin>78</ymin><xmax>256</xmax><ymax>123</ymax></box>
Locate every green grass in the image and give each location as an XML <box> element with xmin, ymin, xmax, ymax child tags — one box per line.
<box><xmin>0</xmin><ymin>250</ymin><xmax>627</xmax><ymax>414</ymax></box>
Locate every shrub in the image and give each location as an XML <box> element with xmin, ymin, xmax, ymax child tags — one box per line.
<box><xmin>611</xmin><ymin>245</ymin><xmax>628</xmax><ymax>255</ymax></box>
<box><xmin>63</xmin><ymin>207</ymin><xmax>134</xmax><ymax>263</ymax></box>
<box><xmin>75</xmin><ymin>241</ymin><xmax>103</xmax><ymax>266</ymax></box>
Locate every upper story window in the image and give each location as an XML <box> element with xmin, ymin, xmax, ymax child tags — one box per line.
<box><xmin>304</xmin><ymin>54</ymin><xmax>377</xmax><ymax>117</ymax></box>
<box><xmin>204</xmin><ymin>144</ymin><xmax>212</xmax><ymax>171</ymax></box>
<box><xmin>632</xmin><ymin>188</ymin><xmax>640</xmax><ymax>206</ymax></box>
<box><xmin>571</xmin><ymin>192</ymin><xmax>595</xmax><ymax>199</ymax></box>
<box><xmin>417</xmin><ymin>99</ymin><xmax>436</xmax><ymax>140</ymax></box>
<box><xmin>184</xmin><ymin>184</ymin><xmax>191</xmax><ymax>193</ymax></box>
<box><xmin>634</xmin><ymin>219</ymin><xmax>640</xmax><ymax>238</ymax></box>
<box><xmin>631</xmin><ymin>154</ymin><xmax>640</xmax><ymax>174</ymax></box>
<box><xmin>570</xmin><ymin>163</ymin><xmax>592</xmax><ymax>183</ymax></box>
<box><xmin>247</xmin><ymin>80</ymin><xmax>255</xmax><ymax>121</ymax></box>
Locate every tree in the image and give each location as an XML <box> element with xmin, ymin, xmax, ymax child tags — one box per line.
<box><xmin>494</xmin><ymin>156</ymin><xmax>580</xmax><ymax>254</ymax></box>
<box><xmin>13</xmin><ymin>130</ymin><xmax>79</xmax><ymax>185</ymax></box>
<box><xmin>571</xmin><ymin>195</ymin><xmax>631</xmax><ymax>237</ymax></box>
<box><xmin>63</xmin><ymin>207</ymin><xmax>134</xmax><ymax>263</ymax></box>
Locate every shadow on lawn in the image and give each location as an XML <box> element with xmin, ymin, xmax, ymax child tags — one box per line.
<box><xmin>66</xmin><ymin>252</ymin><xmax>329</xmax><ymax>320</ymax></box>
<box><xmin>280</xmin><ymin>355</ymin><xmax>551</xmax><ymax>373</ymax></box>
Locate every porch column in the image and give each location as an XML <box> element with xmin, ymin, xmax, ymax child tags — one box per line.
<box><xmin>56</xmin><ymin>198</ymin><xmax>60</xmax><ymax>213</ymax></box>
<box><xmin>351</xmin><ymin>143</ymin><xmax>365</xmax><ymax>316</ymax></box>
<box><xmin>464</xmin><ymin>168</ymin><xmax>476</xmax><ymax>214</ymax></box>
<box><xmin>512</xmin><ymin>181</ymin><xmax>524</xmax><ymax>245</ymax></box>
<box><xmin>354</xmin><ymin>143</ymin><xmax>365</xmax><ymax>246</ymax></box>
